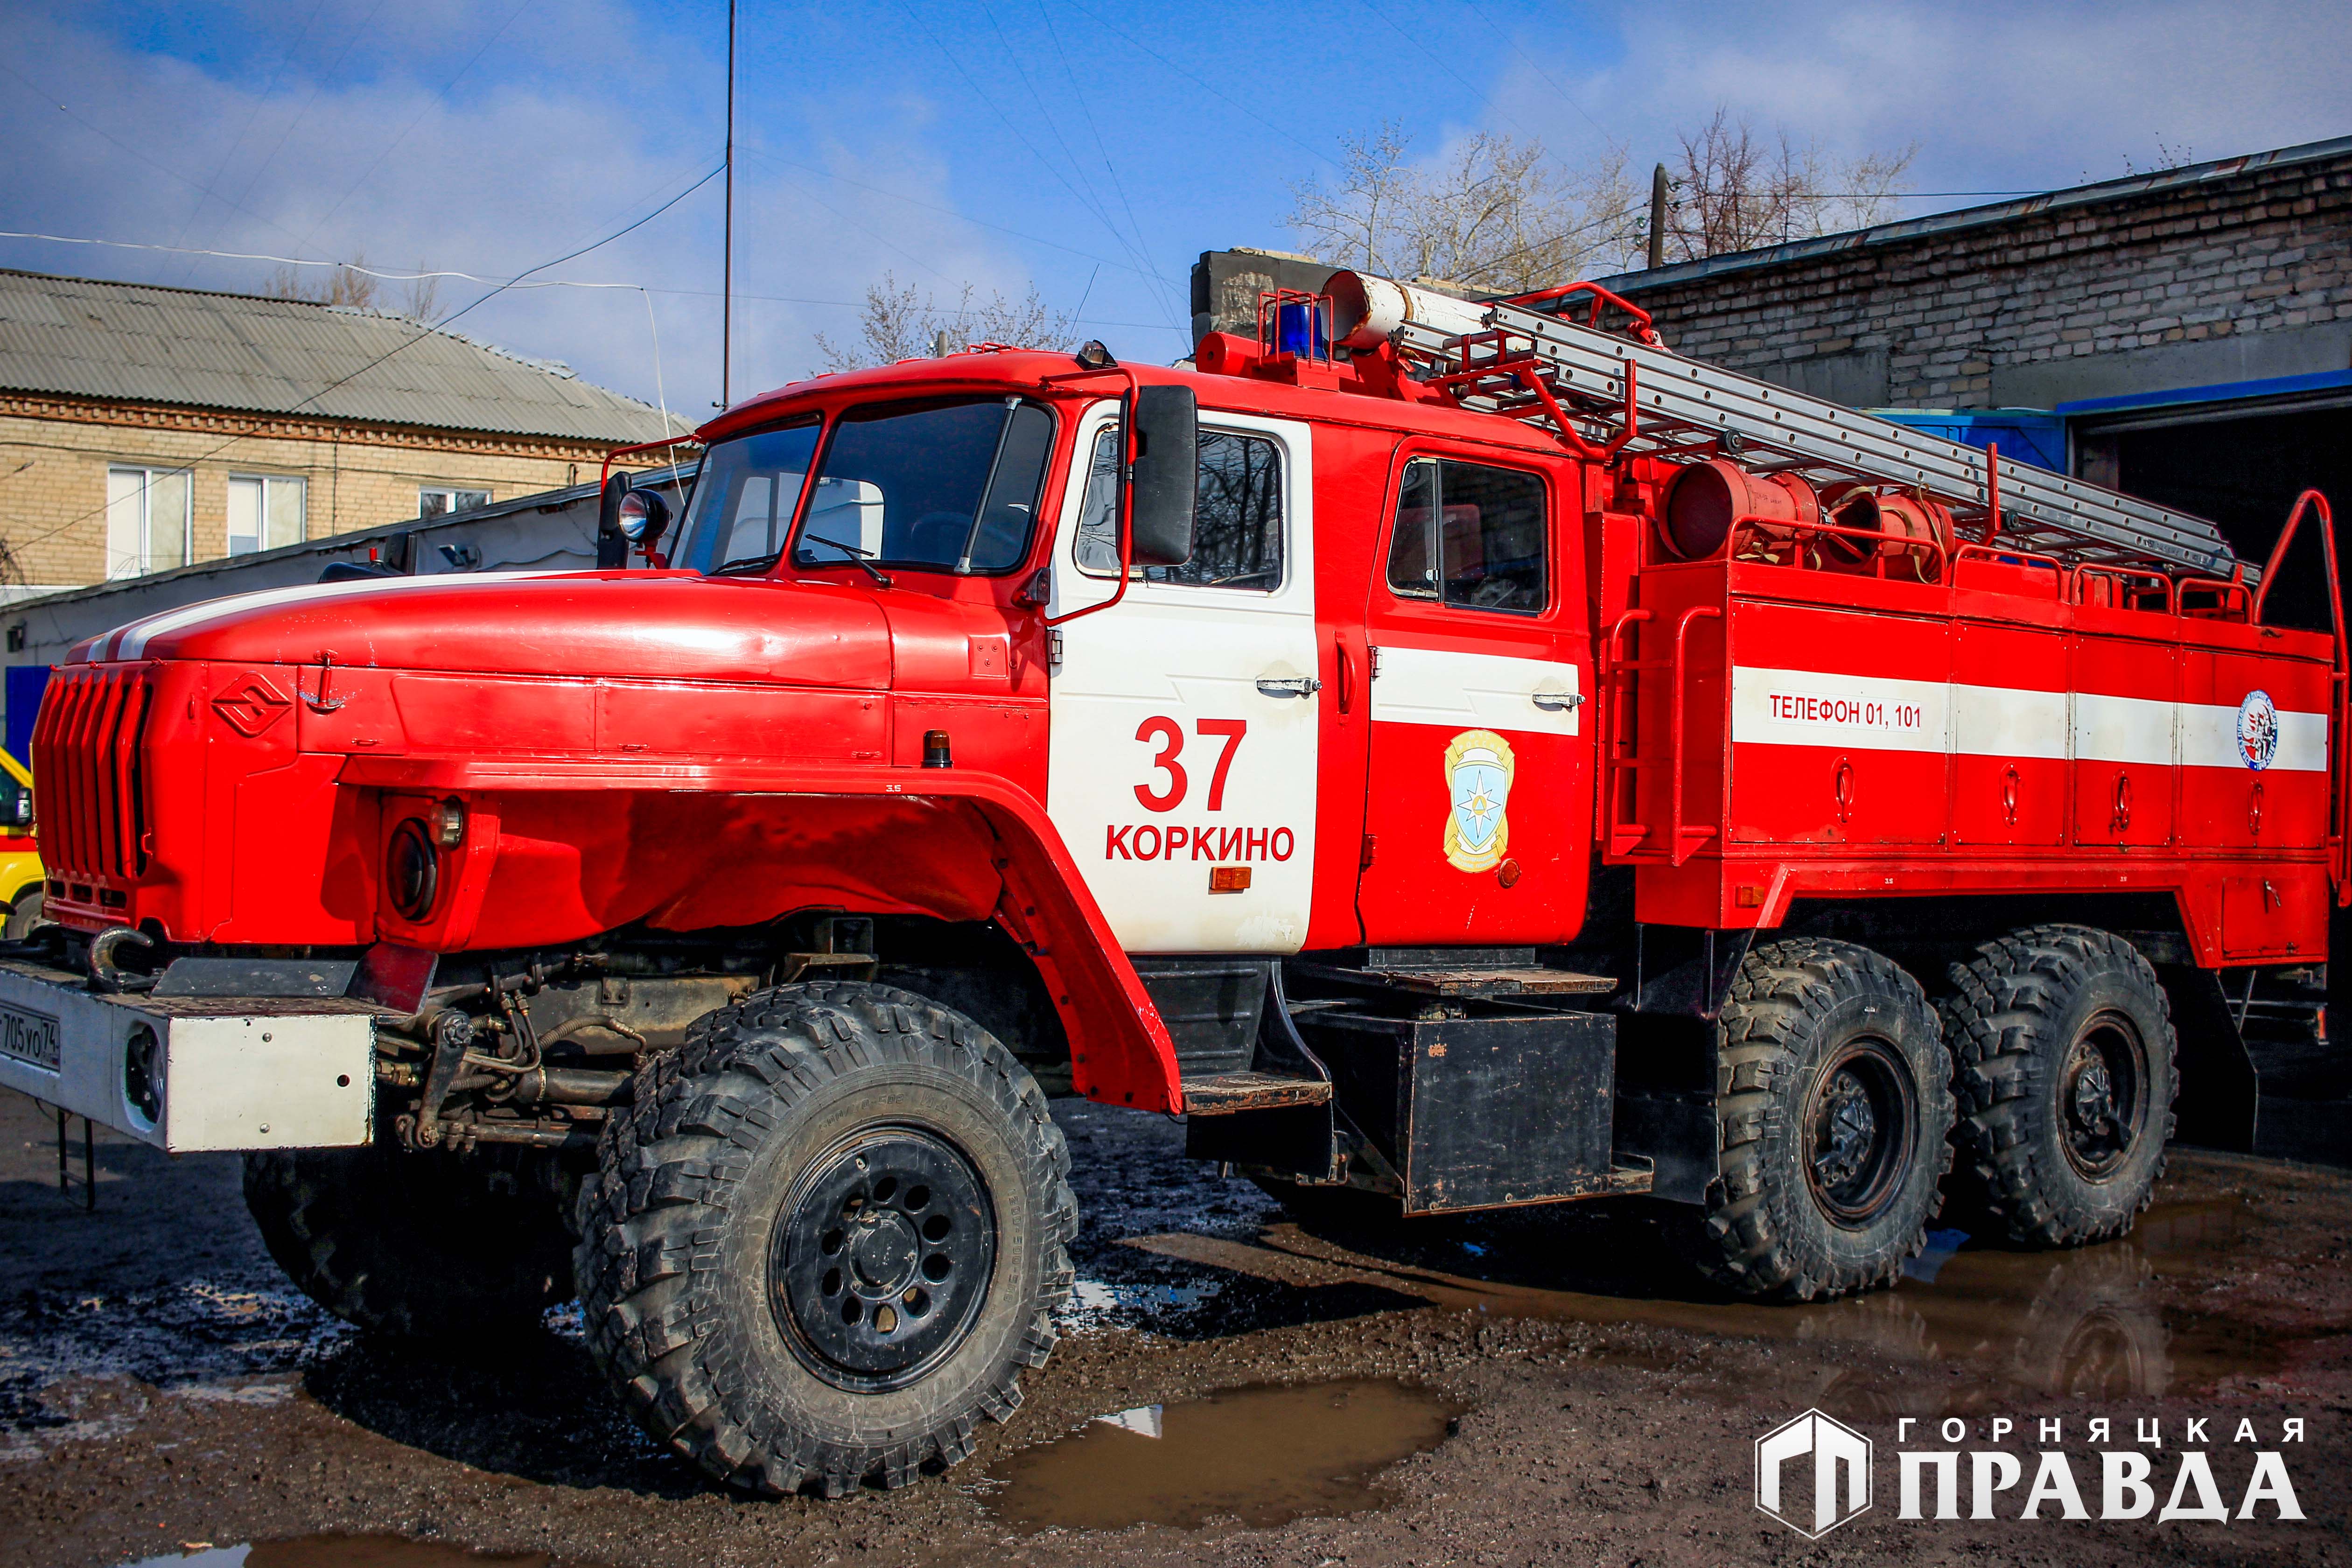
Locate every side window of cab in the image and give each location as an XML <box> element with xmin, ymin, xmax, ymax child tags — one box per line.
<box><xmin>1074</xmin><ymin>425</ymin><xmax>1285</xmax><ymax>590</ymax></box>
<box><xmin>1384</xmin><ymin>456</ymin><xmax>1547</xmax><ymax>614</ymax></box>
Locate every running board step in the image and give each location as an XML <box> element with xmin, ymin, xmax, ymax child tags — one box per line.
<box><xmin>1182</xmin><ymin>1070</ymin><xmax>1334</xmax><ymax>1115</ymax></box>
<box><xmin>1290</xmin><ymin>962</ymin><xmax>1615</xmax><ymax>999</ymax></box>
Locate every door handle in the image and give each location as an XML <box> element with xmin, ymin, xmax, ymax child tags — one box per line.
<box><xmin>1531</xmin><ymin>690</ymin><xmax>1584</xmax><ymax>712</ymax></box>
<box><xmin>1255</xmin><ymin>676</ymin><xmax>1323</xmax><ymax>698</ymax></box>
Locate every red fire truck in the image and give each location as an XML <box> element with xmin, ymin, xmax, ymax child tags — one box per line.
<box><xmin>0</xmin><ymin>269</ymin><xmax>2339</xmax><ymax>1497</ymax></box>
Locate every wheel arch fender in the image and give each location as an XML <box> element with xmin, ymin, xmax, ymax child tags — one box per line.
<box><xmin>951</xmin><ymin>785</ymin><xmax>1182</xmax><ymax>1113</ymax></box>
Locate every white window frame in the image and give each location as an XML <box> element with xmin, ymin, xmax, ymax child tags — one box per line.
<box><xmin>226</xmin><ymin>473</ymin><xmax>308</xmax><ymax>557</ymax></box>
<box><xmin>105</xmin><ymin>465</ymin><xmax>193</xmax><ymax>580</ymax></box>
<box><xmin>418</xmin><ymin>485</ymin><xmax>492</xmax><ymax>521</ymax></box>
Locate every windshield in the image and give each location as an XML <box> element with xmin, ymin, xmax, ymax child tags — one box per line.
<box><xmin>790</xmin><ymin>397</ymin><xmax>1054</xmax><ymax>575</ymax></box>
<box><xmin>674</xmin><ymin>421</ymin><xmax>820</xmax><ymax>574</ymax></box>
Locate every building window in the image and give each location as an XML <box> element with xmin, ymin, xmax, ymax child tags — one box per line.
<box><xmin>419</xmin><ymin>485</ymin><xmax>491</xmax><ymax>521</ymax></box>
<box><xmin>227</xmin><ymin>474</ymin><xmax>307</xmax><ymax>556</ymax></box>
<box><xmin>105</xmin><ymin>465</ymin><xmax>192</xmax><ymax>579</ymax></box>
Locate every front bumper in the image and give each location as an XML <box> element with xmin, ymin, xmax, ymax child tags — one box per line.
<box><xmin>0</xmin><ymin>959</ymin><xmax>376</xmax><ymax>1150</ymax></box>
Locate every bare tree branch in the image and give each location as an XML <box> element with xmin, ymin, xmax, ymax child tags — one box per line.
<box><xmin>813</xmin><ymin>272</ymin><xmax>1078</xmax><ymax>373</ymax></box>
<box><xmin>1287</xmin><ymin>122</ymin><xmax>1644</xmax><ymax>292</ymax></box>
<box><xmin>1668</xmin><ymin>107</ymin><xmax>1917</xmax><ymax>261</ymax></box>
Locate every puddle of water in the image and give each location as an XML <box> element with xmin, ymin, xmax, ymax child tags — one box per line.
<box><xmin>986</xmin><ymin>1378</ymin><xmax>1455</xmax><ymax>1533</ymax></box>
<box><xmin>122</xmin><ymin>1538</ymin><xmax>557</xmax><ymax>1568</ymax></box>
<box><xmin>1120</xmin><ymin>1197</ymin><xmax>2310</xmax><ymax>1417</ymax></box>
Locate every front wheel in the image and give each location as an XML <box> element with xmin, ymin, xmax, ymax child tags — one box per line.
<box><xmin>243</xmin><ymin>1141</ymin><xmax>576</xmax><ymax>1337</ymax></box>
<box><xmin>1695</xmin><ymin>938</ymin><xmax>1954</xmax><ymax>1301</ymax></box>
<box><xmin>575</xmin><ymin>982</ymin><xmax>1075</xmax><ymax>1496</ymax></box>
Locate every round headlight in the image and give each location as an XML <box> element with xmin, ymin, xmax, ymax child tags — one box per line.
<box><xmin>387</xmin><ymin>818</ymin><xmax>440</xmax><ymax>922</ymax></box>
<box><xmin>617</xmin><ymin>488</ymin><xmax>671</xmax><ymax>542</ymax></box>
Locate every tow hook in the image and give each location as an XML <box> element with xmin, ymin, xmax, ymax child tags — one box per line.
<box><xmin>88</xmin><ymin>925</ymin><xmax>156</xmax><ymax>995</ymax></box>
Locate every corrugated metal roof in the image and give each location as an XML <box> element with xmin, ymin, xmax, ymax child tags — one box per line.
<box><xmin>0</xmin><ymin>268</ymin><xmax>691</xmax><ymax>443</ymax></box>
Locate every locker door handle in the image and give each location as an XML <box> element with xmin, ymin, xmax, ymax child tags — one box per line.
<box><xmin>1255</xmin><ymin>676</ymin><xmax>1322</xmax><ymax>698</ymax></box>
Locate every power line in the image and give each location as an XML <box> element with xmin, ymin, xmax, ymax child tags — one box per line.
<box><xmin>202</xmin><ymin>0</ymin><xmax>395</xmax><ymax>261</ymax></box>
<box><xmin>895</xmin><ymin>0</ymin><xmax>1185</xmax><ymax>321</ymax></box>
<box><xmin>1054</xmin><ymin>1</ymin><xmax>1341</xmax><ymax>172</ymax></box>
<box><xmin>0</xmin><ymin>230</ymin><xmax>1189</xmax><ymax>334</ymax></box>
<box><xmin>0</xmin><ymin>57</ymin><xmax>330</xmax><ymax>263</ymax></box>
<box><xmin>1451</xmin><ymin>0</ymin><xmax>1621</xmax><ymax>150</ymax></box>
<box><xmin>286</xmin><ymin>0</ymin><xmax>537</xmax><ymax>258</ymax></box>
<box><xmin>162</xmin><ymin>0</ymin><xmax>332</xmax><ymax>285</ymax></box>
<box><xmin>1036</xmin><ymin>0</ymin><xmax>1170</xmax><ymax>324</ymax></box>
<box><xmin>735</xmin><ymin>146</ymin><xmax>1155</xmax><ymax>279</ymax></box>
<box><xmin>976</xmin><ymin>0</ymin><xmax>1180</xmax><ymax>335</ymax></box>
<box><xmin>0</xmin><ymin>162</ymin><xmax>724</xmax><ymax>563</ymax></box>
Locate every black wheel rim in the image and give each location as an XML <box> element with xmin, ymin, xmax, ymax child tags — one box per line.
<box><xmin>1803</xmin><ymin>1038</ymin><xmax>1916</xmax><ymax>1227</ymax></box>
<box><xmin>768</xmin><ymin>1125</ymin><xmax>996</xmax><ymax>1393</ymax></box>
<box><xmin>2056</xmin><ymin>1010</ymin><xmax>2148</xmax><ymax>1181</ymax></box>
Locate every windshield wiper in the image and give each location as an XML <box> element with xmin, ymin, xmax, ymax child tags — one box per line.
<box><xmin>801</xmin><ymin>538</ymin><xmax>894</xmax><ymax>588</ymax></box>
<box><xmin>711</xmin><ymin>549</ymin><xmax>785</xmax><ymax>577</ymax></box>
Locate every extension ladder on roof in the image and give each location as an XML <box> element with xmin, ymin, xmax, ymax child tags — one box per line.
<box><xmin>1386</xmin><ymin>287</ymin><xmax>2248</xmax><ymax>583</ymax></box>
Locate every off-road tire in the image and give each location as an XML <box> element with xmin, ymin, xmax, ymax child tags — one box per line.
<box><xmin>1697</xmin><ymin>938</ymin><xmax>1953</xmax><ymax>1301</ymax></box>
<box><xmin>576</xmin><ymin>980</ymin><xmax>1075</xmax><ymax>1497</ymax></box>
<box><xmin>242</xmin><ymin>1141</ymin><xmax>576</xmax><ymax>1337</ymax></box>
<box><xmin>1939</xmin><ymin>924</ymin><xmax>2177</xmax><ymax>1248</ymax></box>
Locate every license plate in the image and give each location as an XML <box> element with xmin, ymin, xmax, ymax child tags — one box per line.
<box><xmin>0</xmin><ymin>1000</ymin><xmax>61</xmax><ymax>1072</ymax></box>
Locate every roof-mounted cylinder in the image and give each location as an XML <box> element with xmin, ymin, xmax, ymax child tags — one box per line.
<box><xmin>1325</xmin><ymin>270</ymin><xmax>1490</xmax><ymax>350</ymax></box>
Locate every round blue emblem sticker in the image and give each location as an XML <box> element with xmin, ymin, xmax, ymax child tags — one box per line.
<box><xmin>2237</xmin><ymin>689</ymin><xmax>2279</xmax><ymax>772</ymax></box>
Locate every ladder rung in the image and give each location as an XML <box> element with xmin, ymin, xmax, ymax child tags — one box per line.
<box><xmin>1400</xmin><ymin>302</ymin><xmax>2247</xmax><ymax>583</ymax></box>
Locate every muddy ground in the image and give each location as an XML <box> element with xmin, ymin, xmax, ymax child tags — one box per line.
<box><xmin>2</xmin><ymin>1085</ymin><xmax>2346</xmax><ymax>1568</ymax></box>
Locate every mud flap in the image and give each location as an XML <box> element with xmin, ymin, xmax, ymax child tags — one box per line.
<box><xmin>1610</xmin><ymin>925</ymin><xmax>1755</xmax><ymax>1206</ymax></box>
<box><xmin>2155</xmin><ymin>963</ymin><xmax>2259</xmax><ymax>1153</ymax></box>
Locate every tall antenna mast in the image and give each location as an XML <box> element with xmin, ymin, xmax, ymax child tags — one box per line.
<box><xmin>721</xmin><ymin>0</ymin><xmax>736</xmax><ymax>409</ymax></box>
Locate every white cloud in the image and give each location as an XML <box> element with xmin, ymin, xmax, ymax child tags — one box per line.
<box><xmin>0</xmin><ymin>3</ymin><xmax>1042</xmax><ymax>413</ymax></box>
<box><xmin>1494</xmin><ymin>0</ymin><xmax>2350</xmax><ymax>200</ymax></box>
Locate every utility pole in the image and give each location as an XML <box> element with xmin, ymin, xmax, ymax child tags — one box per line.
<box><xmin>721</xmin><ymin>0</ymin><xmax>736</xmax><ymax>409</ymax></box>
<box><xmin>1647</xmin><ymin>162</ymin><xmax>1669</xmax><ymax>270</ymax></box>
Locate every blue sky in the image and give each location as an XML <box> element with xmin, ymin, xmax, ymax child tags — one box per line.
<box><xmin>2</xmin><ymin>1</ymin><xmax>2346</xmax><ymax>418</ymax></box>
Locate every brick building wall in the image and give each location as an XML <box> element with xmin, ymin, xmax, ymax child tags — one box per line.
<box><xmin>1603</xmin><ymin>144</ymin><xmax>2352</xmax><ymax>413</ymax></box>
<box><xmin>0</xmin><ymin>394</ymin><xmax>617</xmax><ymax>588</ymax></box>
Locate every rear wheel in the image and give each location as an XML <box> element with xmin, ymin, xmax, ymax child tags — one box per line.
<box><xmin>243</xmin><ymin>1141</ymin><xmax>576</xmax><ymax>1337</ymax></box>
<box><xmin>575</xmin><ymin>981</ymin><xmax>1074</xmax><ymax>1496</ymax></box>
<box><xmin>1939</xmin><ymin>924</ymin><xmax>2177</xmax><ymax>1247</ymax></box>
<box><xmin>1696</xmin><ymin>938</ymin><xmax>1953</xmax><ymax>1301</ymax></box>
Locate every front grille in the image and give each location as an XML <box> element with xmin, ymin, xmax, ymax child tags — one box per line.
<box><xmin>32</xmin><ymin>665</ymin><xmax>153</xmax><ymax>882</ymax></box>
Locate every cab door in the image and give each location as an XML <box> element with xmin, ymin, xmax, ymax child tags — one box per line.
<box><xmin>1045</xmin><ymin>402</ymin><xmax>1320</xmax><ymax>953</ymax></box>
<box><xmin>1357</xmin><ymin>449</ymin><xmax>1591</xmax><ymax>945</ymax></box>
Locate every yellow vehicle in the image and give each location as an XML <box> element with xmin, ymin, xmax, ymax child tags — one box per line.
<box><xmin>0</xmin><ymin>746</ymin><xmax>42</xmax><ymax>938</ymax></box>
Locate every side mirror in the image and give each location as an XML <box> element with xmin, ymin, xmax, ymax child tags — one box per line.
<box><xmin>1127</xmin><ymin>385</ymin><xmax>1197</xmax><ymax>568</ymax></box>
<box><xmin>618</xmin><ymin>489</ymin><xmax>671</xmax><ymax>545</ymax></box>
<box><xmin>4</xmin><ymin>781</ymin><xmax>29</xmax><ymax>829</ymax></box>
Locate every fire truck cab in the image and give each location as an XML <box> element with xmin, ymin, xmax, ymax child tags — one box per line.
<box><xmin>1</xmin><ymin>274</ymin><xmax>2339</xmax><ymax>1498</ymax></box>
